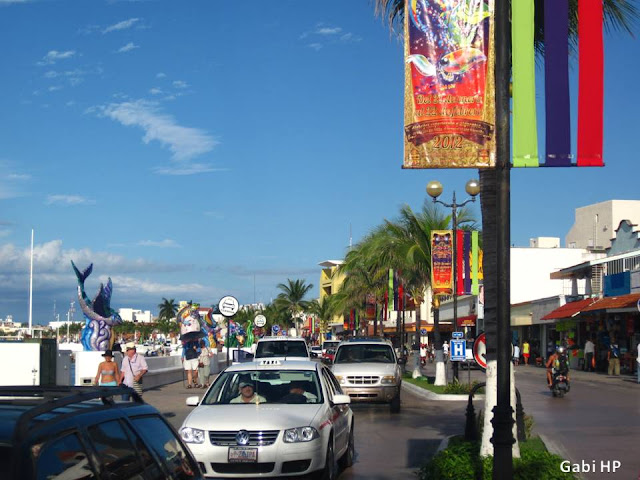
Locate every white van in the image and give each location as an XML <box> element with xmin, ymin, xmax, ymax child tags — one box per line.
<box><xmin>253</xmin><ymin>336</ymin><xmax>310</xmax><ymax>361</ymax></box>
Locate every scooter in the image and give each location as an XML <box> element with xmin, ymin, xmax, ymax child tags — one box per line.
<box><xmin>550</xmin><ymin>368</ymin><xmax>570</xmax><ymax>398</ymax></box>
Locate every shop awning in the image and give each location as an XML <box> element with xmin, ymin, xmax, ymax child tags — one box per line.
<box><xmin>581</xmin><ymin>293</ymin><xmax>640</xmax><ymax>313</ymax></box>
<box><xmin>540</xmin><ymin>298</ymin><xmax>597</xmax><ymax>321</ymax></box>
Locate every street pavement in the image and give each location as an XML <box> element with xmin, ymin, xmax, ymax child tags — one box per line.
<box><xmin>417</xmin><ymin>356</ymin><xmax>640</xmax><ymax>480</ymax></box>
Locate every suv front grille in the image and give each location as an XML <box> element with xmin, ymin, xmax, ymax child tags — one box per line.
<box><xmin>347</xmin><ymin>375</ymin><xmax>380</xmax><ymax>385</ymax></box>
<box><xmin>209</xmin><ymin>430</ymin><xmax>279</xmax><ymax>446</ymax></box>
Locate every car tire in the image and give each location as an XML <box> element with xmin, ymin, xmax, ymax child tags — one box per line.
<box><xmin>314</xmin><ymin>436</ymin><xmax>337</xmax><ymax>480</ymax></box>
<box><xmin>338</xmin><ymin>422</ymin><xmax>354</xmax><ymax>468</ymax></box>
<box><xmin>390</xmin><ymin>393</ymin><xmax>401</xmax><ymax>414</ymax></box>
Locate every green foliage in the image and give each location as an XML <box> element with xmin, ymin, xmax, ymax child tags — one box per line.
<box><xmin>523</xmin><ymin>414</ymin><xmax>534</xmax><ymax>440</ymax></box>
<box><xmin>443</xmin><ymin>380</ymin><xmax>485</xmax><ymax>395</ymax></box>
<box><xmin>417</xmin><ymin>436</ymin><xmax>578</xmax><ymax>480</ymax></box>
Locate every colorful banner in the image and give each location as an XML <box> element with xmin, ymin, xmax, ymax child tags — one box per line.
<box><xmin>577</xmin><ymin>0</ymin><xmax>604</xmax><ymax>166</ymax></box>
<box><xmin>388</xmin><ymin>269</ymin><xmax>394</xmax><ymax>311</ymax></box>
<box><xmin>543</xmin><ymin>0</ymin><xmax>571</xmax><ymax>166</ymax></box>
<box><xmin>471</xmin><ymin>230</ymin><xmax>479</xmax><ymax>295</ymax></box>
<box><xmin>512</xmin><ymin>0</ymin><xmax>538</xmax><ymax>167</ymax></box>
<box><xmin>431</xmin><ymin>230</ymin><xmax>453</xmax><ymax>295</ymax></box>
<box><xmin>403</xmin><ymin>0</ymin><xmax>496</xmax><ymax>169</ymax></box>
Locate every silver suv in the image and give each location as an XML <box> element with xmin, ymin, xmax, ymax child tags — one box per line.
<box><xmin>331</xmin><ymin>338</ymin><xmax>404</xmax><ymax>413</ymax></box>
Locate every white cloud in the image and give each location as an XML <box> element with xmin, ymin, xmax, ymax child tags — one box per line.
<box><xmin>0</xmin><ymin>163</ymin><xmax>30</xmax><ymax>199</ymax></box>
<box><xmin>117</xmin><ymin>42</ymin><xmax>139</xmax><ymax>53</ymax></box>
<box><xmin>0</xmin><ymin>0</ymin><xmax>28</xmax><ymax>4</ymax></box>
<box><xmin>308</xmin><ymin>43</ymin><xmax>323</xmax><ymax>51</ymax></box>
<box><xmin>103</xmin><ymin>18</ymin><xmax>139</xmax><ymax>34</ymax></box>
<box><xmin>137</xmin><ymin>239</ymin><xmax>181</xmax><ymax>248</ymax></box>
<box><xmin>153</xmin><ymin>163</ymin><xmax>227</xmax><ymax>176</ymax></box>
<box><xmin>7</xmin><ymin>173</ymin><xmax>31</xmax><ymax>180</ymax></box>
<box><xmin>316</xmin><ymin>27</ymin><xmax>342</xmax><ymax>35</ymax></box>
<box><xmin>110</xmin><ymin>275</ymin><xmax>208</xmax><ymax>295</ymax></box>
<box><xmin>96</xmin><ymin>99</ymin><xmax>217</xmax><ymax>161</ymax></box>
<box><xmin>156</xmin><ymin>72</ymin><xmax>166</xmax><ymax>78</ymax></box>
<box><xmin>172</xmin><ymin>80</ymin><xmax>188</xmax><ymax>89</ymax></box>
<box><xmin>48</xmin><ymin>85</ymin><xmax>63</xmax><ymax>92</ymax></box>
<box><xmin>0</xmin><ymin>229</ymin><xmax>10</xmax><ymax>238</ymax></box>
<box><xmin>45</xmin><ymin>195</ymin><xmax>95</xmax><ymax>206</ymax></box>
<box><xmin>149</xmin><ymin>87</ymin><xmax>162</xmax><ymax>95</ymax></box>
<box><xmin>37</xmin><ymin>50</ymin><xmax>76</xmax><ymax>66</ymax></box>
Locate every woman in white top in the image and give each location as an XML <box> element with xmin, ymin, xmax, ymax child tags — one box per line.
<box><xmin>198</xmin><ymin>339</ymin><xmax>213</xmax><ymax>388</ymax></box>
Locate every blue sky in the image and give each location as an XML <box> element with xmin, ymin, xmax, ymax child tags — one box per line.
<box><xmin>1</xmin><ymin>0</ymin><xmax>638</xmax><ymax>326</ymax></box>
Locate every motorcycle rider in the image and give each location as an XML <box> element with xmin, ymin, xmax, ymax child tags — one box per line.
<box><xmin>546</xmin><ymin>345</ymin><xmax>570</xmax><ymax>388</ymax></box>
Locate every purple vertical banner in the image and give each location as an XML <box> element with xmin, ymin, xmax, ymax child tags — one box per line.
<box><xmin>544</xmin><ymin>0</ymin><xmax>571</xmax><ymax>166</ymax></box>
<box><xmin>463</xmin><ymin>231</ymin><xmax>472</xmax><ymax>294</ymax></box>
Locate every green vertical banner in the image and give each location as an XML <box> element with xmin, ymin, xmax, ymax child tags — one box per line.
<box><xmin>512</xmin><ymin>0</ymin><xmax>538</xmax><ymax>167</ymax></box>
<box><xmin>388</xmin><ymin>269</ymin><xmax>394</xmax><ymax>312</ymax></box>
<box><xmin>472</xmin><ymin>231</ymin><xmax>479</xmax><ymax>295</ymax></box>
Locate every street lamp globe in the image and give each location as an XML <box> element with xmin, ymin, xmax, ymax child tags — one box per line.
<box><xmin>426</xmin><ymin>180</ymin><xmax>443</xmax><ymax>199</ymax></box>
<box><xmin>465</xmin><ymin>179</ymin><xmax>480</xmax><ymax>197</ymax></box>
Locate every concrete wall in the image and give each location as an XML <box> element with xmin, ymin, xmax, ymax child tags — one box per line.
<box><xmin>565</xmin><ymin>200</ymin><xmax>640</xmax><ymax>250</ymax></box>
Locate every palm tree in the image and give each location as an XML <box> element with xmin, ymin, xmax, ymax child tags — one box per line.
<box><xmin>157</xmin><ymin>298</ymin><xmax>178</xmax><ymax>321</ymax></box>
<box><xmin>307</xmin><ymin>296</ymin><xmax>339</xmax><ymax>341</ymax></box>
<box><xmin>373</xmin><ymin>0</ymin><xmax>638</xmax><ymax>458</ymax></box>
<box><xmin>275</xmin><ymin>279</ymin><xmax>314</xmax><ymax>335</ymax></box>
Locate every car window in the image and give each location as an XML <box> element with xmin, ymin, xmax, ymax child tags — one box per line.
<box><xmin>202</xmin><ymin>369</ymin><xmax>322</xmax><ymax>404</ymax></box>
<box><xmin>36</xmin><ymin>432</ymin><xmax>96</xmax><ymax>480</ymax></box>
<box><xmin>131</xmin><ymin>415</ymin><xmax>200</xmax><ymax>480</ymax></box>
<box><xmin>322</xmin><ymin>341</ymin><xmax>340</xmax><ymax>350</ymax></box>
<box><xmin>324</xmin><ymin>368</ymin><xmax>345</xmax><ymax>395</ymax></box>
<box><xmin>87</xmin><ymin>420</ymin><xmax>146</xmax><ymax>480</ymax></box>
<box><xmin>334</xmin><ymin>344</ymin><xmax>394</xmax><ymax>364</ymax></box>
<box><xmin>321</xmin><ymin>369</ymin><xmax>337</xmax><ymax>401</ymax></box>
<box><xmin>255</xmin><ymin>341</ymin><xmax>308</xmax><ymax>358</ymax></box>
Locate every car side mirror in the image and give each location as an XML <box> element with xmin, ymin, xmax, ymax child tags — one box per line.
<box><xmin>186</xmin><ymin>396</ymin><xmax>200</xmax><ymax>406</ymax></box>
<box><xmin>322</xmin><ymin>357</ymin><xmax>332</xmax><ymax>365</ymax></box>
<box><xmin>331</xmin><ymin>394</ymin><xmax>351</xmax><ymax>406</ymax></box>
<box><xmin>311</xmin><ymin>352</ymin><xmax>318</xmax><ymax>358</ymax></box>
<box><xmin>397</xmin><ymin>357</ymin><xmax>406</xmax><ymax>365</ymax></box>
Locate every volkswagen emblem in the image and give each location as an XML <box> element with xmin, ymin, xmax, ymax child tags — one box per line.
<box><xmin>235</xmin><ymin>429</ymin><xmax>250</xmax><ymax>446</ymax></box>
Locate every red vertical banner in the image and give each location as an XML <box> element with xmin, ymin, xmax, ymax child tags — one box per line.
<box><xmin>431</xmin><ymin>230</ymin><xmax>453</xmax><ymax>295</ymax></box>
<box><xmin>577</xmin><ymin>0</ymin><xmax>604</xmax><ymax>166</ymax></box>
<box><xmin>403</xmin><ymin>0</ymin><xmax>496</xmax><ymax>168</ymax></box>
<box><xmin>456</xmin><ymin>230</ymin><xmax>464</xmax><ymax>295</ymax></box>
<box><xmin>399</xmin><ymin>283</ymin><xmax>404</xmax><ymax>311</ymax></box>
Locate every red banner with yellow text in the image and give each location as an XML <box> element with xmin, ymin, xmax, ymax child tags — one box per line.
<box><xmin>404</xmin><ymin>0</ymin><xmax>495</xmax><ymax>168</ymax></box>
<box><xmin>431</xmin><ymin>230</ymin><xmax>453</xmax><ymax>295</ymax></box>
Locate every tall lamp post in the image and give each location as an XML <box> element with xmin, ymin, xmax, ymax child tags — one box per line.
<box><xmin>426</xmin><ymin>179</ymin><xmax>480</xmax><ymax>382</ymax></box>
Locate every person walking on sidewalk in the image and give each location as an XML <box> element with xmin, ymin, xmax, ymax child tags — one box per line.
<box><xmin>522</xmin><ymin>340</ymin><xmax>530</xmax><ymax>365</ymax></box>
<box><xmin>513</xmin><ymin>344</ymin><xmax>520</xmax><ymax>366</ymax></box>
<box><xmin>607</xmin><ymin>338</ymin><xmax>621</xmax><ymax>376</ymax></box>
<box><xmin>584</xmin><ymin>337</ymin><xmax>595</xmax><ymax>372</ymax></box>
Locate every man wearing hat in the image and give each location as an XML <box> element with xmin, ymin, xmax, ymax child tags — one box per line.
<box><xmin>94</xmin><ymin>350</ymin><xmax>121</xmax><ymax>386</ymax></box>
<box><xmin>230</xmin><ymin>377</ymin><xmax>266</xmax><ymax>404</ymax></box>
<box><xmin>120</xmin><ymin>342</ymin><xmax>148</xmax><ymax>399</ymax></box>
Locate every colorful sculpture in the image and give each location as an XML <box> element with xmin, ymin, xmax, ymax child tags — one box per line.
<box><xmin>72</xmin><ymin>261</ymin><xmax>123</xmax><ymax>351</ymax></box>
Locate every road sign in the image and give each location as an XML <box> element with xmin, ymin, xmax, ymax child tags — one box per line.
<box><xmin>450</xmin><ymin>339</ymin><xmax>466</xmax><ymax>361</ymax></box>
<box><xmin>420</xmin><ymin>328</ymin><xmax>427</xmax><ymax>335</ymax></box>
<box><xmin>452</xmin><ymin>331</ymin><xmax>464</xmax><ymax>339</ymax></box>
<box><xmin>271</xmin><ymin>325</ymin><xmax>280</xmax><ymax>335</ymax></box>
<box><xmin>473</xmin><ymin>333</ymin><xmax>487</xmax><ymax>369</ymax></box>
<box><xmin>218</xmin><ymin>296</ymin><xmax>239</xmax><ymax>317</ymax></box>
<box><xmin>254</xmin><ymin>315</ymin><xmax>266</xmax><ymax>328</ymax></box>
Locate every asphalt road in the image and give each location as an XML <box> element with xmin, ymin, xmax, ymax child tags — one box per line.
<box><xmin>144</xmin><ymin>377</ymin><xmax>466</xmax><ymax>479</ymax></box>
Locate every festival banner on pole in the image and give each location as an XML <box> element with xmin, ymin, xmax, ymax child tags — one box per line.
<box><xmin>403</xmin><ymin>0</ymin><xmax>496</xmax><ymax>169</ymax></box>
<box><xmin>431</xmin><ymin>230</ymin><xmax>453</xmax><ymax>295</ymax></box>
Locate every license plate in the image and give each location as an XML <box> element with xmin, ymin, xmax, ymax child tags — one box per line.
<box><xmin>228</xmin><ymin>447</ymin><xmax>258</xmax><ymax>463</ymax></box>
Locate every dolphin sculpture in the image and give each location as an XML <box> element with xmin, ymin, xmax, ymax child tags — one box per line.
<box><xmin>71</xmin><ymin>260</ymin><xmax>123</xmax><ymax>351</ymax></box>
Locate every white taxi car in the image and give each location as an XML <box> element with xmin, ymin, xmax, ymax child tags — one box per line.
<box><xmin>180</xmin><ymin>360</ymin><xmax>354</xmax><ymax>479</ymax></box>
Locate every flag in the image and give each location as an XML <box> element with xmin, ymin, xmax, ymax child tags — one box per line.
<box><xmin>512</xmin><ymin>0</ymin><xmax>538</xmax><ymax>167</ymax></box>
<box><xmin>543</xmin><ymin>0</ymin><xmax>571</xmax><ymax>166</ymax></box>
<box><xmin>577</xmin><ymin>0</ymin><xmax>604</xmax><ymax>166</ymax></box>
<box><xmin>472</xmin><ymin>231</ymin><xmax>480</xmax><ymax>295</ymax></box>
<box><xmin>388</xmin><ymin>269</ymin><xmax>394</xmax><ymax>311</ymax></box>
<box><xmin>431</xmin><ymin>230</ymin><xmax>453</xmax><ymax>295</ymax></box>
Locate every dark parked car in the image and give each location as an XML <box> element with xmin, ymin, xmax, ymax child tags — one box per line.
<box><xmin>0</xmin><ymin>385</ymin><xmax>204</xmax><ymax>480</ymax></box>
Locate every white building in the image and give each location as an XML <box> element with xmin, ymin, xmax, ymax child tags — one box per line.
<box><xmin>565</xmin><ymin>200</ymin><xmax>640</xmax><ymax>250</ymax></box>
<box><xmin>118</xmin><ymin>308</ymin><xmax>154</xmax><ymax>323</ymax></box>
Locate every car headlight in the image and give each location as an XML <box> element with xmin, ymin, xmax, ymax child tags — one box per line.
<box><xmin>334</xmin><ymin>375</ymin><xmax>346</xmax><ymax>384</ymax></box>
<box><xmin>381</xmin><ymin>375</ymin><xmax>396</xmax><ymax>385</ymax></box>
<box><xmin>283</xmin><ymin>426</ymin><xmax>319</xmax><ymax>443</ymax></box>
<box><xmin>180</xmin><ymin>427</ymin><xmax>205</xmax><ymax>444</ymax></box>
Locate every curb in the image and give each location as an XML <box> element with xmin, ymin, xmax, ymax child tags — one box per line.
<box><xmin>402</xmin><ymin>379</ymin><xmax>485</xmax><ymax>401</ymax></box>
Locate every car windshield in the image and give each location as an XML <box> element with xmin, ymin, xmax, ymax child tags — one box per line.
<box><xmin>202</xmin><ymin>370</ymin><xmax>322</xmax><ymax>405</ymax></box>
<box><xmin>255</xmin><ymin>341</ymin><xmax>308</xmax><ymax>358</ymax></box>
<box><xmin>323</xmin><ymin>341</ymin><xmax>340</xmax><ymax>350</ymax></box>
<box><xmin>334</xmin><ymin>344</ymin><xmax>395</xmax><ymax>364</ymax></box>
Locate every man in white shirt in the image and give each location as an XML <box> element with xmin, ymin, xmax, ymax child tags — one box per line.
<box><xmin>443</xmin><ymin>341</ymin><xmax>449</xmax><ymax>362</ymax></box>
<box><xmin>584</xmin><ymin>337</ymin><xmax>595</xmax><ymax>372</ymax></box>
<box><xmin>121</xmin><ymin>342</ymin><xmax>148</xmax><ymax>400</ymax></box>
